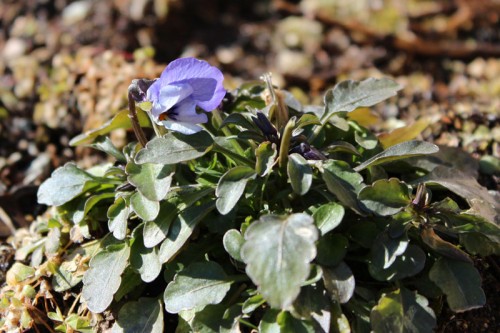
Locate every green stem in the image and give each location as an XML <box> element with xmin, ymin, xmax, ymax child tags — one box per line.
<box><xmin>213</xmin><ymin>144</ymin><xmax>255</xmax><ymax>167</ymax></box>
<box><xmin>278</xmin><ymin>117</ymin><xmax>296</xmax><ymax>168</ymax></box>
<box><xmin>212</xmin><ymin>108</ymin><xmax>246</xmax><ymax>156</ymax></box>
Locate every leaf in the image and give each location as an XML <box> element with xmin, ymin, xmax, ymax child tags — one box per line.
<box><xmin>130</xmin><ymin>225</ymin><xmax>162</xmax><ymax>283</ymax></box>
<box><xmin>259</xmin><ymin>310</ymin><xmax>281</xmax><ymax>333</ymax></box>
<box><xmin>358</xmin><ymin>178</ymin><xmax>411</xmax><ymax>216</ymax></box>
<box><xmin>158</xmin><ymin>201</ymin><xmax>215</xmax><ymax>263</ymax></box>
<box><xmin>287</xmin><ymin>153</ymin><xmax>313</xmax><ymax>195</ymax></box>
<box><xmin>126</xmin><ymin>162</ymin><xmax>174</xmax><ymax>201</ymax></box>
<box><xmin>278</xmin><ymin>311</ymin><xmax>316</xmax><ymax>333</ymax></box>
<box><xmin>223</xmin><ymin>229</ymin><xmax>244</xmax><ymax>262</ymax></box>
<box><xmin>378</xmin><ymin>118</ymin><xmax>431</xmax><ymax>148</ymax></box>
<box><xmin>89</xmin><ymin>135</ymin><xmax>126</xmax><ymax>162</ymax></box>
<box><xmin>321</xmin><ymin>160</ymin><xmax>365</xmax><ymax>214</ymax></box>
<box><xmin>370</xmin><ymin>287</ymin><xmax>436</xmax><ymax>333</ymax></box>
<box><xmin>371</xmin><ymin>232</ymin><xmax>408</xmax><ymax>270</ymax></box>
<box><xmin>369</xmin><ymin>244</ymin><xmax>426</xmax><ymax>281</ymax></box>
<box><xmin>82</xmin><ymin>243</ymin><xmax>130</xmax><ymax>313</ymax></box>
<box><xmin>322</xmin><ymin>262</ymin><xmax>355</xmax><ymax>304</ymax></box>
<box><xmin>316</xmin><ymin>233</ymin><xmax>348</xmax><ymax>267</ymax></box>
<box><xmin>135</xmin><ymin>131</ymin><xmax>213</xmax><ymax>165</ymax></box>
<box><xmin>421</xmin><ymin>227</ymin><xmax>472</xmax><ymax>263</ymax></box>
<box><xmin>70</xmin><ymin>108</ymin><xmax>151</xmax><ymax>146</ymax></box>
<box><xmin>323</xmin><ymin>78</ymin><xmax>402</xmax><ymax>121</ymax></box>
<box><xmin>163</xmin><ymin>262</ymin><xmax>232</xmax><ymax>313</ymax></box>
<box><xmin>72</xmin><ymin>192</ymin><xmax>115</xmax><ymax>224</ymax></box>
<box><xmin>216</xmin><ymin>166</ymin><xmax>256</xmax><ymax>215</ymax></box>
<box><xmin>256</xmin><ymin>142</ymin><xmax>277</xmax><ymax>176</ymax></box>
<box><xmin>130</xmin><ymin>191</ymin><xmax>160</xmax><ymax>221</ymax></box>
<box><xmin>241</xmin><ymin>213</ymin><xmax>319</xmax><ymax>309</ymax></box>
<box><xmin>354</xmin><ymin>141</ymin><xmax>439</xmax><ymax>172</ymax></box>
<box><xmin>429</xmin><ymin>258</ymin><xmax>486</xmax><ymax>312</ymax></box>
<box><xmin>313</xmin><ymin>202</ymin><xmax>345</xmax><ymax>235</ymax></box>
<box><xmin>37</xmin><ymin>163</ymin><xmax>97</xmax><ymax>206</ymax></box>
<box><xmin>143</xmin><ymin>202</ymin><xmax>177</xmax><ymax>248</ymax></box>
<box><xmin>111</xmin><ymin>298</ymin><xmax>163</xmax><ymax>333</ymax></box>
<box><xmin>108</xmin><ymin>197</ymin><xmax>130</xmax><ymax>240</ymax></box>
<box><xmin>292</xmin><ymin>284</ymin><xmax>331</xmax><ymax>332</ymax></box>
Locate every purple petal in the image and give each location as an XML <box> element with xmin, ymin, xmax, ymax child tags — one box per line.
<box><xmin>170</xmin><ymin>99</ymin><xmax>208</xmax><ymax>124</ymax></box>
<box><xmin>159</xmin><ymin>58</ymin><xmax>225</xmax><ymax>111</ymax></box>
<box><xmin>159</xmin><ymin>120</ymin><xmax>203</xmax><ymax>135</ymax></box>
<box><xmin>148</xmin><ymin>83</ymin><xmax>193</xmax><ymax>119</ymax></box>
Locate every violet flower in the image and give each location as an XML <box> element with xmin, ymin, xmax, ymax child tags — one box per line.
<box><xmin>147</xmin><ymin>58</ymin><xmax>226</xmax><ymax>134</ymax></box>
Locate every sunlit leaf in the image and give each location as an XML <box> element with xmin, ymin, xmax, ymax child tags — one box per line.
<box><xmin>130</xmin><ymin>191</ymin><xmax>160</xmax><ymax>221</ymax></box>
<box><xmin>164</xmin><ymin>262</ymin><xmax>231</xmax><ymax>313</ymax></box>
<box><xmin>82</xmin><ymin>243</ymin><xmax>130</xmax><ymax>313</ymax></box>
<box><xmin>241</xmin><ymin>213</ymin><xmax>318</xmax><ymax>309</ymax></box>
<box><xmin>313</xmin><ymin>202</ymin><xmax>345</xmax><ymax>235</ymax></box>
<box><xmin>378</xmin><ymin>118</ymin><xmax>431</xmax><ymax>148</ymax></box>
<box><xmin>108</xmin><ymin>197</ymin><xmax>130</xmax><ymax>240</ymax></box>
<box><xmin>127</xmin><ymin>162</ymin><xmax>174</xmax><ymax>201</ymax></box>
<box><xmin>130</xmin><ymin>225</ymin><xmax>162</xmax><ymax>283</ymax></box>
<box><xmin>322</xmin><ymin>262</ymin><xmax>355</xmax><ymax>304</ymax></box>
<box><xmin>216</xmin><ymin>166</ymin><xmax>256</xmax><ymax>215</ymax></box>
<box><xmin>223</xmin><ymin>229</ymin><xmax>244</xmax><ymax>262</ymax></box>
<box><xmin>358</xmin><ymin>178</ymin><xmax>411</xmax><ymax>216</ymax></box>
<box><xmin>288</xmin><ymin>153</ymin><xmax>313</xmax><ymax>195</ymax></box>
<box><xmin>256</xmin><ymin>142</ymin><xmax>277</xmax><ymax>176</ymax></box>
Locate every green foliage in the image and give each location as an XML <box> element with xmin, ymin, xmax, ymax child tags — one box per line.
<box><xmin>3</xmin><ymin>76</ymin><xmax>499</xmax><ymax>333</ymax></box>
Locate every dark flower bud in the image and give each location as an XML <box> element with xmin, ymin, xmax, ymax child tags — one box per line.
<box><xmin>252</xmin><ymin>112</ymin><xmax>279</xmax><ymax>144</ymax></box>
<box><xmin>290</xmin><ymin>142</ymin><xmax>326</xmax><ymax>161</ymax></box>
<box><xmin>128</xmin><ymin>78</ymin><xmax>156</xmax><ymax>102</ymax></box>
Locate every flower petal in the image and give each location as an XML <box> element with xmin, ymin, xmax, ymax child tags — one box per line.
<box><xmin>170</xmin><ymin>99</ymin><xmax>208</xmax><ymax>124</ymax></box>
<box><xmin>159</xmin><ymin>120</ymin><xmax>203</xmax><ymax>135</ymax></box>
<box><xmin>149</xmin><ymin>83</ymin><xmax>193</xmax><ymax>119</ymax></box>
<box><xmin>159</xmin><ymin>58</ymin><xmax>225</xmax><ymax>111</ymax></box>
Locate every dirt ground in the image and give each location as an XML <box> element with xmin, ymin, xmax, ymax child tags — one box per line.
<box><xmin>0</xmin><ymin>0</ymin><xmax>499</xmax><ymax>331</ymax></box>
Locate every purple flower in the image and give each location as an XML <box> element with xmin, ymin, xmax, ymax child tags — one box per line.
<box><xmin>147</xmin><ymin>58</ymin><xmax>226</xmax><ymax>134</ymax></box>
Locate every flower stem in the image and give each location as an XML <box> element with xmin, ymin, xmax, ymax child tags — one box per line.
<box><xmin>127</xmin><ymin>91</ymin><xmax>148</xmax><ymax>147</ymax></box>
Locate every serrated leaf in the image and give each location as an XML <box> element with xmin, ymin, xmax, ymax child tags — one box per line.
<box><xmin>159</xmin><ymin>201</ymin><xmax>215</xmax><ymax>263</ymax></box>
<box><xmin>241</xmin><ymin>213</ymin><xmax>319</xmax><ymax>309</ymax></box>
<box><xmin>313</xmin><ymin>202</ymin><xmax>345</xmax><ymax>235</ymax></box>
<box><xmin>37</xmin><ymin>163</ymin><xmax>97</xmax><ymax>206</ymax></box>
<box><xmin>359</xmin><ymin>178</ymin><xmax>411</xmax><ymax>216</ymax></box>
<box><xmin>216</xmin><ymin>166</ymin><xmax>256</xmax><ymax>215</ymax></box>
<box><xmin>223</xmin><ymin>229</ymin><xmax>244</xmax><ymax>262</ymax></box>
<box><xmin>371</xmin><ymin>287</ymin><xmax>436</xmax><ymax>333</ymax></box>
<box><xmin>288</xmin><ymin>153</ymin><xmax>313</xmax><ymax>195</ymax></box>
<box><xmin>321</xmin><ymin>160</ymin><xmax>365</xmax><ymax>214</ymax></box>
<box><xmin>135</xmin><ymin>131</ymin><xmax>213</xmax><ymax>165</ymax></box>
<box><xmin>130</xmin><ymin>191</ymin><xmax>160</xmax><ymax>221</ymax></box>
<box><xmin>111</xmin><ymin>297</ymin><xmax>163</xmax><ymax>333</ymax></box>
<box><xmin>108</xmin><ymin>197</ymin><xmax>130</xmax><ymax>240</ymax></box>
<box><xmin>70</xmin><ymin>108</ymin><xmax>151</xmax><ymax>146</ymax></box>
<box><xmin>143</xmin><ymin>202</ymin><xmax>177</xmax><ymax>248</ymax></box>
<box><xmin>256</xmin><ymin>142</ymin><xmax>277</xmax><ymax>176</ymax></box>
<box><xmin>323</xmin><ymin>78</ymin><xmax>402</xmax><ymax>121</ymax></box>
<box><xmin>130</xmin><ymin>225</ymin><xmax>161</xmax><ymax>283</ymax></box>
<box><xmin>322</xmin><ymin>262</ymin><xmax>355</xmax><ymax>304</ymax></box>
<box><xmin>82</xmin><ymin>243</ymin><xmax>130</xmax><ymax>313</ymax></box>
<box><xmin>164</xmin><ymin>262</ymin><xmax>232</xmax><ymax>313</ymax></box>
<box><xmin>354</xmin><ymin>141</ymin><xmax>439</xmax><ymax>172</ymax></box>
<box><xmin>369</xmin><ymin>244</ymin><xmax>426</xmax><ymax>281</ymax></box>
<box><xmin>127</xmin><ymin>162</ymin><xmax>174</xmax><ymax>201</ymax></box>
<box><xmin>429</xmin><ymin>258</ymin><xmax>486</xmax><ymax>312</ymax></box>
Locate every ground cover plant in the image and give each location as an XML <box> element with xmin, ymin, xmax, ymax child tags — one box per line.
<box><xmin>0</xmin><ymin>57</ymin><xmax>499</xmax><ymax>332</ymax></box>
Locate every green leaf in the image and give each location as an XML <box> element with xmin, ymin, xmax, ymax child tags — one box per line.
<box><xmin>37</xmin><ymin>163</ymin><xmax>97</xmax><ymax>206</ymax></box>
<box><xmin>111</xmin><ymin>298</ymin><xmax>163</xmax><ymax>333</ymax></box>
<box><xmin>72</xmin><ymin>192</ymin><xmax>115</xmax><ymax>224</ymax></box>
<box><xmin>421</xmin><ymin>227</ymin><xmax>472</xmax><ymax>263</ymax></box>
<box><xmin>292</xmin><ymin>284</ymin><xmax>331</xmax><ymax>332</ymax></box>
<box><xmin>143</xmin><ymin>202</ymin><xmax>177</xmax><ymax>248</ymax></box>
<box><xmin>159</xmin><ymin>201</ymin><xmax>215</xmax><ymax>263</ymax></box>
<box><xmin>242</xmin><ymin>294</ymin><xmax>266</xmax><ymax>314</ymax></box>
<box><xmin>313</xmin><ymin>202</ymin><xmax>345</xmax><ymax>235</ymax></box>
<box><xmin>323</xmin><ymin>78</ymin><xmax>402</xmax><ymax>121</ymax></box>
<box><xmin>135</xmin><ymin>131</ymin><xmax>213</xmax><ymax>165</ymax></box>
<box><xmin>89</xmin><ymin>135</ymin><xmax>126</xmax><ymax>162</ymax></box>
<box><xmin>164</xmin><ymin>262</ymin><xmax>232</xmax><ymax>313</ymax></box>
<box><xmin>241</xmin><ymin>213</ymin><xmax>319</xmax><ymax>309</ymax></box>
<box><xmin>369</xmin><ymin>244</ymin><xmax>426</xmax><ymax>281</ymax></box>
<box><xmin>126</xmin><ymin>162</ymin><xmax>174</xmax><ymax>201</ymax></box>
<box><xmin>371</xmin><ymin>232</ymin><xmax>408</xmax><ymax>270</ymax></box>
<box><xmin>130</xmin><ymin>225</ymin><xmax>161</xmax><ymax>283</ymax></box>
<box><xmin>70</xmin><ymin>108</ymin><xmax>150</xmax><ymax>146</ymax></box>
<box><xmin>108</xmin><ymin>197</ymin><xmax>130</xmax><ymax>240</ymax></box>
<box><xmin>256</xmin><ymin>142</ymin><xmax>277</xmax><ymax>176</ymax></box>
<box><xmin>82</xmin><ymin>243</ymin><xmax>130</xmax><ymax>313</ymax></box>
<box><xmin>130</xmin><ymin>191</ymin><xmax>160</xmax><ymax>221</ymax></box>
<box><xmin>321</xmin><ymin>160</ymin><xmax>365</xmax><ymax>214</ymax></box>
<box><xmin>216</xmin><ymin>166</ymin><xmax>256</xmax><ymax>215</ymax></box>
<box><xmin>354</xmin><ymin>141</ymin><xmax>439</xmax><ymax>172</ymax></box>
<box><xmin>7</xmin><ymin>263</ymin><xmax>35</xmax><ymax>283</ymax></box>
<box><xmin>259</xmin><ymin>310</ymin><xmax>281</xmax><ymax>333</ymax></box>
<box><xmin>223</xmin><ymin>229</ymin><xmax>244</xmax><ymax>262</ymax></box>
<box><xmin>370</xmin><ymin>287</ymin><xmax>436</xmax><ymax>333</ymax></box>
<box><xmin>429</xmin><ymin>258</ymin><xmax>486</xmax><ymax>312</ymax></box>
<box><xmin>278</xmin><ymin>311</ymin><xmax>316</xmax><ymax>333</ymax></box>
<box><xmin>316</xmin><ymin>233</ymin><xmax>348</xmax><ymax>267</ymax></box>
<box><xmin>359</xmin><ymin>178</ymin><xmax>411</xmax><ymax>216</ymax></box>
<box><xmin>322</xmin><ymin>262</ymin><xmax>355</xmax><ymax>304</ymax></box>
<box><xmin>287</xmin><ymin>153</ymin><xmax>313</xmax><ymax>195</ymax></box>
